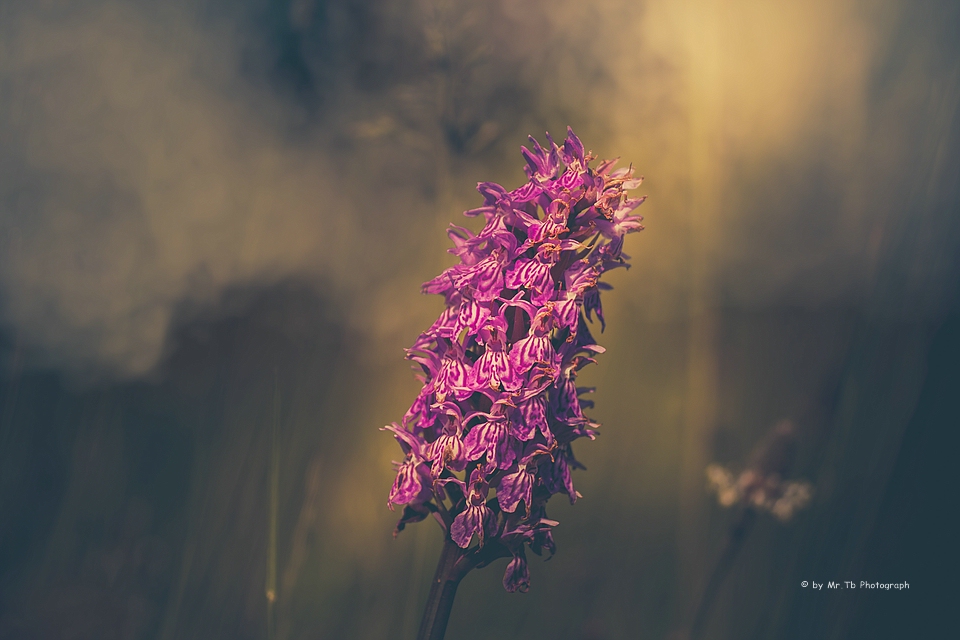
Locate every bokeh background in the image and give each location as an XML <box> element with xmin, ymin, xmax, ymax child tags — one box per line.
<box><xmin>0</xmin><ymin>0</ymin><xmax>957</xmax><ymax>638</ymax></box>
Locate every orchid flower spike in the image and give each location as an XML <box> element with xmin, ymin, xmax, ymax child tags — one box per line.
<box><xmin>385</xmin><ymin>127</ymin><xmax>646</xmax><ymax>593</ymax></box>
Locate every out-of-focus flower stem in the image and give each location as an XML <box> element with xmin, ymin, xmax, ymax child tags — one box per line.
<box><xmin>688</xmin><ymin>507</ymin><xmax>757</xmax><ymax>640</ymax></box>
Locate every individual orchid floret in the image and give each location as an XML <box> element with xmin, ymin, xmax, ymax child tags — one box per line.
<box><xmin>383</xmin><ymin>423</ymin><xmax>431</xmax><ymax>508</ymax></box>
<box><xmin>497</xmin><ymin>448</ymin><xmax>548</xmax><ymax>514</ymax></box>
<box><xmin>450</xmin><ymin>469</ymin><xmax>497</xmax><ymax>548</ymax></box>
<box><xmin>384</xmin><ymin>127</ymin><xmax>646</xmax><ymax>624</ymax></box>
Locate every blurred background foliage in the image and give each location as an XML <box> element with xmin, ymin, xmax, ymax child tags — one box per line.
<box><xmin>0</xmin><ymin>0</ymin><xmax>957</xmax><ymax>638</ymax></box>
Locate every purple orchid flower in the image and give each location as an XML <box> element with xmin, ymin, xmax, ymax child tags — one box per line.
<box><xmin>450</xmin><ymin>469</ymin><xmax>498</xmax><ymax>548</ymax></box>
<box><xmin>502</xmin><ymin>550</ymin><xmax>531</xmax><ymax>593</ymax></box>
<box><xmin>384</xmin><ymin>127</ymin><xmax>645</xmax><ymax>618</ymax></box>
<box><xmin>497</xmin><ymin>447</ymin><xmax>548</xmax><ymax>514</ymax></box>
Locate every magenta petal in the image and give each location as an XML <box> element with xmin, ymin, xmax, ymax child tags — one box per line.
<box><xmin>457</xmin><ymin>299</ymin><xmax>490</xmax><ymax>335</ymax></box>
<box><xmin>456</xmin><ymin>252</ymin><xmax>505</xmax><ymax>301</ymax></box>
<box><xmin>429</xmin><ymin>434</ymin><xmax>465</xmax><ymax>477</ymax></box>
<box><xmin>502</xmin><ymin>553</ymin><xmax>530</xmax><ymax>593</ymax></box>
<box><xmin>509</xmin><ymin>413</ymin><xmax>536</xmax><ymax>441</ymax></box>
<box><xmin>436</xmin><ymin>356</ymin><xmax>469</xmax><ymax>400</ymax></box>
<box><xmin>383</xmin><ymin>423</ymin><xmax>424</xmax><ymax>458</ymax></box>
<box><xmin>505</xmin><ymin>258</ymin><xmax>554</xmax><ymax>302</ymax></box>
<box><xmin>517</xmin><ymin>395</ymin><xmax>548</xmax><ymax>439</ymax></box>
<box><xmin>554</xmin><ymin>298</ymin><xmax>579</xmax><ymax>329</ymax></box>
<box><xmin>548</xmin><ymin>452</ymin><xmax>578</xmax><ymax>504</ymax></box>
<box><xmin>556</xmin><ymin>168</ymin><xmax>583</xmax><ymax>191</ymax></box>
<box><xmin>509</xmin><ymin>180</ymin><xmax>541</xmax><ymax>202</ymax></box>
<box><xmin>450</xmin><ymin>503</ymin><xmax>494</xmax><ymax>548</ymax></box>
<box><xmin>555</xmin><ymin>377</ymin><xmax>583</xmax><ymax>419</ymax></box>
<box><xmin>510</xmin><ymin>335</ymin><xmax>556</xmax><ymax>375</ymax></box>
<box><xmin>498</xmin><ymin>466</ymin><xmax>534</xmax><ymax>513</ymax></box>
<box><xmin>583</xmin><ymin>288</ymin><xmax>605</xmax><ymax>331</ymax></box>
<box><xmin>561</xmin><ymin>126</ymin><xmax>585</xmax><ymax>166</ymax></box>
<box><xmin>422</xmin><ymin>266</ymin><xmax>462</xmax><ymax>296</ymax></box>
<box><xmin>477</xmin><ymin>181</ymin><xmax>508</xmax><ymax>204</ymax></box>
<box><xmin>389</xmin><ymin>460</ymin><xmax>424</xmax><ymax>506</ymax></box>
<box><xmin>471</xmin><ymin>349</ymin><xmax>516</xmax><ymax>391</ymax></box>
<box><xmin>450</xmin><ymin>508</ymin><xmax>478</xmax><ymax>548</ymax></box>
<box><xmin>464</xmin><ymin>420</ymin><xmax>505</xmax><ymax>460</ymax></box>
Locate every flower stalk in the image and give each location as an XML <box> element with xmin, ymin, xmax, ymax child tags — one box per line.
<box><xmin>417</xmin><ymin>537</ymin><xmax>463</xmax><ymax>640</ymax></box>
<box><xmin>417</xmin><ymin>536</ymin><xmax>512</xmax><ymax>640</ymax></box>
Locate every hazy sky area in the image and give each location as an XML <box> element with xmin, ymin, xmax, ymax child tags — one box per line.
<box><xmin>0</xmin><ymin>0</ymin><xmax>957</xmax><ymax>638</ymax></box>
